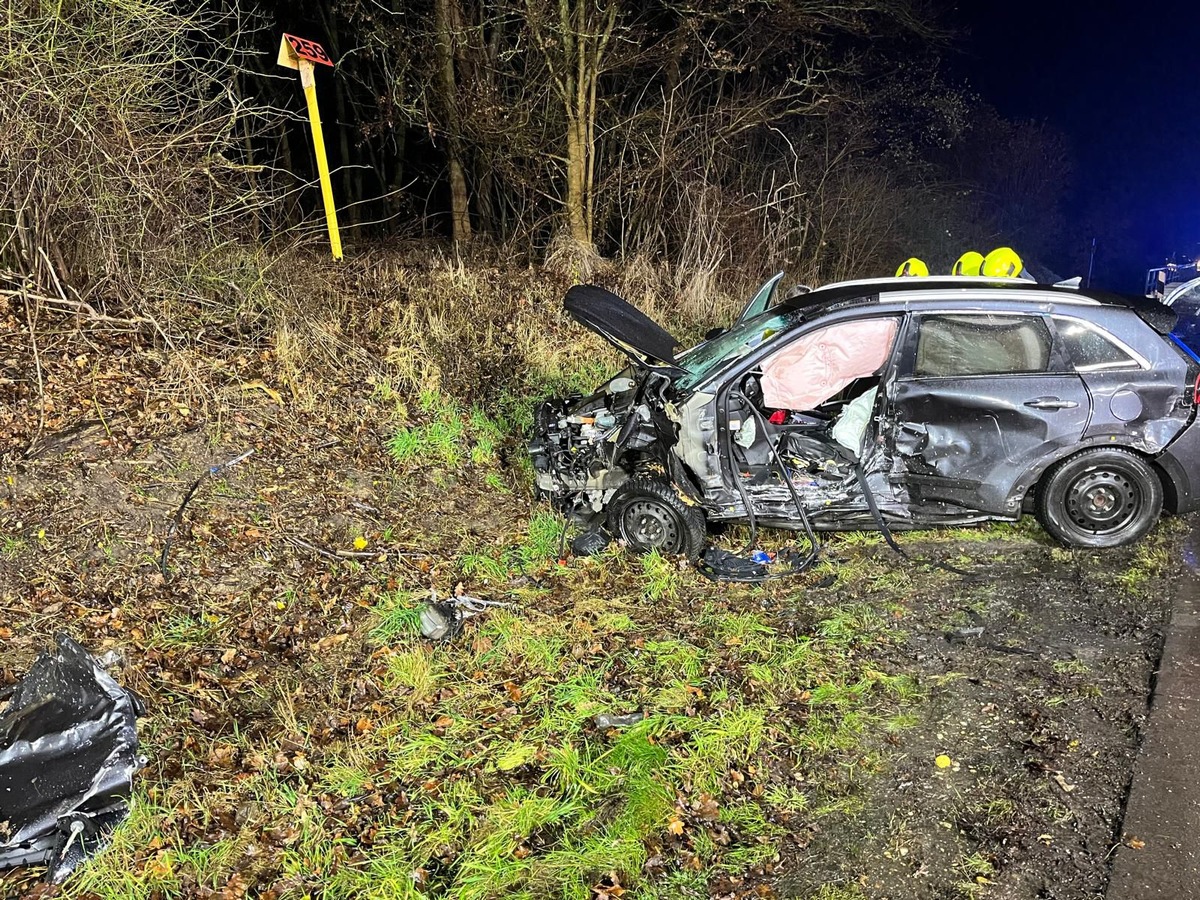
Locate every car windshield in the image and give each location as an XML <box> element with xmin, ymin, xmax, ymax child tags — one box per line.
<box><xmin>674</xmin><ymin>307</ymin><xmax>803</xmax><ymax>391</ymax></box>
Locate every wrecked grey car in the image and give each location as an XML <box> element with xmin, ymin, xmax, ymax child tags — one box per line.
<box><xmin>529</xmin><ymin>275</ymin><xmax>1200</xmax><ymax>557</ymax></box>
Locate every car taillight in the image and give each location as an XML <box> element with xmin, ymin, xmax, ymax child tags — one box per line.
<box><xmin>1194</xmin><ymin>372</ymin><xmax>1200</xmax><ymax>406</ymax></box>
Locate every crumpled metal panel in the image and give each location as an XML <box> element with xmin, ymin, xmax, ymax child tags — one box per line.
<box><xmin>0</xmin><ymin>634</ymin><xmax>143</xmax><ymax>883</ymax></box>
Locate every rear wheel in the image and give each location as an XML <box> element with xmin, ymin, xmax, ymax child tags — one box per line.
<box><xmin>1035</xmin><ymin>448</ymin><xmax>1163</xmax><ymax>548</ymax></box>
<box><xmin>607</xmin><ymin>477</ymin><xmax>706</xmax><ymax>560</ymax></box>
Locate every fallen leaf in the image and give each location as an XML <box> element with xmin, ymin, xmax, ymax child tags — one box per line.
<box><xmin>693</xmin><ymin>794</ymin><xmax>720</xmax><ymax>820</ymax></box>
<box><xmin>314</xmin><ymin>633</ymin><xmax>350</xmax><ymax>651</ymax></box>
<box><xmin>239</xmin><ymin>379</ymin><xmax>283</xmax><ymax>404</ymax></box>
<box><xmin>935</xmin><ymin>754</ymin><xmax>953</xmax><ymax>769</ymax></box>
<box><xmin>667</xmin><ymin>816</ymin><xmax>685</xmax><ymax>836</ymax></box>
<box><xmin>353</xmin><ymin>536</ymin><xmax>368</xmax><ymax>550</ymax></box>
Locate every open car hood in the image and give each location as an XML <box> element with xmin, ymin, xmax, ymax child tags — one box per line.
<box><xmin>564</xmin><ymin>285</ymin><xmax>685</xmax><ymax>375</ymax></box>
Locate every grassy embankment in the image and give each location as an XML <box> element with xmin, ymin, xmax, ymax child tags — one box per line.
<box><xmin>0</xmin><ymin>252</ymin><xmax>1181</xmax><ymax>899</ymax></box>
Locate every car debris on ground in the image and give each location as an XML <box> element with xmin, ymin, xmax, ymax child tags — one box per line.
<box><xmin>0</xmin><ymin>634</ymin><xmax>144</xmax><ymax>884</ymax></box>
<box><xmin>418</xmin><ymin>591</ymin><xmax>512</xmax><ymax>642</ymax></box>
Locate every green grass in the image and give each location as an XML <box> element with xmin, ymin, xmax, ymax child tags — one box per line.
<box><xmin>454</xmin><ymin>511</ymin><xmax>566</xmax><ymax>583</ymax></box>
<box><xmin>54</xmin><ymin>461</ymin><xmax>937</xmax><ymax>900</ymax></box>
<box><xmin>1</xmin><ymin>534</ymin><xmax>27</xmax><ymax>560</ymax></box>
<box><xmin>55</xmin><ymin>534</ymin><xmax>929</xmax><ymax>900</ymax></box>
<box><xmin>210</xmin><ymin>572</ymin><xmax>913</xmax><ymax>900</ymax></box>
<box><xmin>1115</xmin><ymin>538</ymin><xmax>1172</xmax><ymax>600</ymax></box>
<box><xmin>386</xmin><ymin>388</ymin><xmax>512</xmax><ymax>472</ymax></box>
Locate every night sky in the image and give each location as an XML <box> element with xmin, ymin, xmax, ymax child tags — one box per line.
<box><xmin>951</xmin><ymin>0</ymin><xmax>1200</xmax><ymax>290</ymax></box>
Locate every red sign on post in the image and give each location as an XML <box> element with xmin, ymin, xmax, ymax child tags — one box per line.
<box><xmin>278</xmin><ymin>33</ymin><xmax>333</xmax><ymax>69</ymax></box>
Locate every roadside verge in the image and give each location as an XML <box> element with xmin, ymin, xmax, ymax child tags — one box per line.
<box><xmin>1107</xmin><ymin>521</ymin><xmax>1200</xmax><ymax>899</ymax></box>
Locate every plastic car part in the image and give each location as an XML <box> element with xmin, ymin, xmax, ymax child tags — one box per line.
<box><xmin>0</xmin><ymin>634</ymin><xmax>144</xmax><ymax>884</ymax></box>
<box><xmin>418</xmin><ymin>592</ymin><xmax>512</xmax><ymax>641</ymax></box>
<box><xmin>571</xmin><ymin>526</ymin><xmax>612</xmax><ymax>557</ymax></box>
<box><xmin>594</xmin><ymin>712</ymin><xmax>645</xmax><ymax>729</ymax></box>
<box><xmin>607</xmin><ymin>477</ymin><xmax>706</xmax><ymax>559</ymax></box>
<box><xmin>1035</xmin><ymin>448</ymin><xmax>1164</xmax><ymax>548</ymax></box>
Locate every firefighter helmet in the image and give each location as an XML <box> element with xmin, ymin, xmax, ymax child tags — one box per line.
<box><xmin>896</xmin><ymin>258</ymin><xmax>929</xmax><ymax>277</ymax></box>
<box><xmin>982</xmin><ymin>247</ymin><xmax>1024</xmax><ymax>278</ymax></box>
<box><xmin>953</xmin><ymin>251</ymin><xmax>985</xmax><ymax>276</ymax></box>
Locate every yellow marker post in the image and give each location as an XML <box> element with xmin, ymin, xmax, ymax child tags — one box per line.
<box><xmin>278</xmin><ymin>34</ymin><xmax>342</xmax><ymax>260</ymax></box>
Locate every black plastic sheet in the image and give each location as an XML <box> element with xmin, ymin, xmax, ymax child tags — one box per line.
<box><xmin>0</xmin><ymin>634</ymin><xmax>143</xmax><ymax>883</ymax></box>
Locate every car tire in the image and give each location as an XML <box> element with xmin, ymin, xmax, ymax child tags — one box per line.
<box><xmin>1035</xmin><ymin>448</ymin><xmax>1163</xmax><ymax>548</ymax></box>
<box><xmin>607</xmin><ymin>477</ymin><xmax>707</xmax><ymax>560</ymax></box>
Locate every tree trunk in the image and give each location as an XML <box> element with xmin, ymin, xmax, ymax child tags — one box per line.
<box><xmin>435</xmin><ymin>0</ymin><xmax>472</xmax><ymax>243</ymax></box>
<box><xmin>565</xmin><ymin>114</ymin><xmax>589</xmax><ymax>245</ymax></box>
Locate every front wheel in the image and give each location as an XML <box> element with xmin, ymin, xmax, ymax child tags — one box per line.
<box><xmin>607</xmin><ymin>477</ymin><xmax>707</xmax><ymax>560</ymax></box>
<box><xmin>1035</xmin><ymin>448</ymin><xmax>1163</xmax><ymax>548</ymax></box>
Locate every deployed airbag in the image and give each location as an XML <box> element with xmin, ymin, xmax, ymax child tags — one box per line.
<box><xmin>0</xmin><ymin>634</ymin><xmax>144</xmax><ymax>883</ymax></box>
<box><xmin>831</xmin><ymin>386</ymin><xmax>879</xmax><ymax>456</ymax></box>
<box><xmin>761</xmin><ymin>318</ymin><xmax>898</xmax><ymax>410</ymax></box>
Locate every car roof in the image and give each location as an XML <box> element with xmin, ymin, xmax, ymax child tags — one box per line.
<box><xmin>784</xmin><ymin>276</ymin><xmax>1177</xmax><ymax>334</ymax></box>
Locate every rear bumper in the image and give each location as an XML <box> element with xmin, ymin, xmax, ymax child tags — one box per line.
<box><xmin>1156</xmin><ymin>421</ymin><xmax>1200</xmax><ymax>514</ymax></box>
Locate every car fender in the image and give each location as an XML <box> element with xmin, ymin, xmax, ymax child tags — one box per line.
<box><xmin>1010</xmin><ymin>433</ymin><xmax>1182</xmax><ymax>509</ymax></box>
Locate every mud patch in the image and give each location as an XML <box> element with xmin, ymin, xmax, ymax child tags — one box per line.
<box><xmin>776</xmin><ymin>537</ymin><xmax>1178</xmax><ymax>900</ymax></box>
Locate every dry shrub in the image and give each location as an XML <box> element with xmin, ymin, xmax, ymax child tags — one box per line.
<box><xmin>0</xmin><ymin>0</ymin><xmax>273</xmax><ymax>310</ymax></box>
<box><xmin>543</xmin><ymin>231</ymin><xmax>611</xmax><ymax>284</ymax></box>
<box><xmin>256</xmin><ymin>244</ymin><xmax>758</xmax><ymax>413</ymax></box>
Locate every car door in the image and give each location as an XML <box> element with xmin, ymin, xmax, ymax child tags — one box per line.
<box><xmin>709</xmin><ymin>313</ymin><xmax>904</xmax><ymax>523</ymax></box>
<box><xmin>734</xmin><ymin>272</ymin><xmax>785</xmax><ymax>323</ymax></box>
<box><xmin>887</xmin><ymin>311</ymin><xmax>1091</xmax><ymax>516</ymax></box>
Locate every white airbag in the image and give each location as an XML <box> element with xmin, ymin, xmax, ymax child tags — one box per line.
<box><xmin>761</xmin><ymin>318</ymin><xmax>898</xmax><ymax>410</ymax></box>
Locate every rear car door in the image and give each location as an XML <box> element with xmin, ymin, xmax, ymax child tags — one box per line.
<box><xmin>888</xmin><ymin>311</ymin><xmax>1090</xmax><ymax>516</ymax></box>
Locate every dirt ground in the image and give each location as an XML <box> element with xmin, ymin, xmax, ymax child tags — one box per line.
<box><xmin>777</xmin><ymin>540</ymin><xmax>1175</xmax><ymax>900</ymax></box>
<box><xmin>0</xmin><ymin>311</ymin><xmax>1184</xmax><ymax>900</ymax></box>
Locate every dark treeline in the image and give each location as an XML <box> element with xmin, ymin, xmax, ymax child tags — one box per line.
<box><xmin>0</xmin><ymin>0</ymin><xmax>1079</xmax><ymax>313</ymax></box>
<box><xmin>240</xmin><ymin>0</ymin><xmax>1073</xmax><ymax>283</ymax></box>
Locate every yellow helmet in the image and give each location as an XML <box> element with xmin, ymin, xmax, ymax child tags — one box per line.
<box><xmin>982</xmin><ymin>247</ymin><xmax>1024</xmax><ymax>278</ymax></box>
<box><xmin>953</xmin><ymin>251</ymin><xmax>985</xmax><ymax>276</ymax></box>
<box><xmin>896</xmin><ymin>257</ymin><xmax>929</xmax><ymax>277</ymax></box>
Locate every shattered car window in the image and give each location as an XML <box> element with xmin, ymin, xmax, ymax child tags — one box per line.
<box><xmin>760</xmin><ymin>317</ymin><xmax>899</xmax><ymax>410</ymax></box>
<box><xmin>674</xmin><ymin>308</ymin><xmax>801</xmax><ymax>391</ymax></box>
<box><xmin>1054</xmin><ymin>318</ymin><xmax>1140</xmax><ymax>370</ymax></box>
<box><xmin>914</xmin><ymin>314</ymin><xmax>1051</xmax><ymax>377</ymax></box>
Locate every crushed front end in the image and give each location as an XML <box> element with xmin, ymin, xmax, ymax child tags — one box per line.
<box><xmin>529</xmin><ymin>373</ymin><xmax>665</xmax><ymax>519</ymax></box>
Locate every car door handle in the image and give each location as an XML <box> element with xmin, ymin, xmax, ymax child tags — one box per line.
<box><xmin>1024</xmin><ymin>397</ymin><xmax>1079</xmax><ymax>410</ymax></box>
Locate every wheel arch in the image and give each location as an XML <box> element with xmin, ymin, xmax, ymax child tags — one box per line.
<box><xmin>1017</xmin><ymin>439</ymin><xmax>1182</xmax><ymax>512</ymax></box>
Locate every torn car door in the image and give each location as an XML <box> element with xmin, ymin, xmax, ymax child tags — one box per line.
<box><xmin>888</xmin><ymin>312</ymin><xmax>1090</xmax><ymax>516</ymax></box>
<box><xmin>735</xmin><ymin>272</ymin><xmax>785</xmax><ymax>324</ymax></box>
<box><xmin>713</xmin><ymin>315</ymin><xmax>904</xmax><ymax>526</ymax></box>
